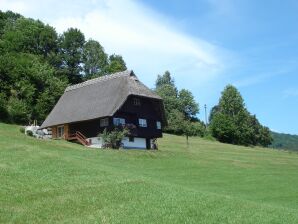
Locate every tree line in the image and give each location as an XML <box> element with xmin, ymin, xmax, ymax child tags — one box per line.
<box><xmin>0</xmin><ymin>10</ymin><xmax>127</xmax><ymax>124</ymax></box>
<box><xmin>155</xmin><ymin>71</ymin><xmax>273</xmax><ymax>147</ymax></box>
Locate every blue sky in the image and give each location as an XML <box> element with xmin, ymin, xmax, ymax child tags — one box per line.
<box><xmin>1</xmin><ymin>0</ymin><xmax>298</xmax><ymax>134</ymax></box>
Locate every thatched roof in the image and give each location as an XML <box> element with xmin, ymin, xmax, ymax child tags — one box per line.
<box><xmin>41</xmin><ymin>70</ymin><xmax>164</xmax><ymax>128</ymax></box>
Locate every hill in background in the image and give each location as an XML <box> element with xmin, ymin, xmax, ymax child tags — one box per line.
<box><xmin>270</xmin><ymin>131</ymin><xmax>298</xmax><ymax>151</ymax></box>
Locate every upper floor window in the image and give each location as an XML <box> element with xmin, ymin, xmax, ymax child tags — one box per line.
<box><xmin>139</xmin><ymin>118</ymin><xmax>147</xmax><ymax>127</ymax></box>
<box><xmin>113</xmin><ymin>118</ymin><xmax>125</xmax><ymax>126</ymax></box>
<box><xmin>156</xmin><ymin>121</ymin><xmax>161</xmax><ymax>130</ymax></box>
<box><xmin>100</xmin><ymin>118</ymin><xmax>109</xmax><ymax>127</ymax></box>
<box><xmin>133</xmin><ymin>98</ymin><xmax>141</xmax><ymax>106</ymax></box>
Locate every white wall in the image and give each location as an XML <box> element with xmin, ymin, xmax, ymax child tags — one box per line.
<box><xmin>87</xmin><ymin>137</ymin><xmax>103</xmax><ymax>148</ymax></box>
<box><xmin>88</xmin><ymin>137</ymin><xmax>147</xmax><ymax>149</ymax></box>
<box><xmin>122</xmin><ymin>137</ymin><xmax>146</xmax><ymax>149</ymax></box>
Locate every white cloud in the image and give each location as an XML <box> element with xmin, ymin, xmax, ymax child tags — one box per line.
<box><xmin>1</xmin><ymin>0</ymin><xmax>230</xmax><ymax>89</ymax></box>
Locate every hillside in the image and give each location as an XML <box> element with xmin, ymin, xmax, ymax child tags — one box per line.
<box><xmin>271</xmin><ymin>131</ymin><xmax>298</xmax><ymax>151</ymax></box>
<box><xmin>1</xmin><ymin>123</ymin><xmax>298</xmax><ymax>223</ymax></box>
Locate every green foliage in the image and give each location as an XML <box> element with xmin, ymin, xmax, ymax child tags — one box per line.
<box><xmin>59</xmin><ymin>28</ymin><xmax>85</xmax><ymax>84</ymax></box>
<box><xmin>1</xmin><ymin>17</ymin><xmax>58</xmax><ymax>58</ymax></box>
<box><xmin>26</xmin><ymin>129</ymin><xmax>33</xmax><ymax>137</ymax></box>
<box><xmin>19</xmin><ymin>126</ymin><xmax>25</xmax><ymax>133</ymax></box>
<box><xmin>0</xmin><ymin>10</ymin><xmax>21</xmax><ymax>36</ymax></box>
<box><xmin>178</xmin><ymin>89</ymin><xmax>199</xmax><ymax>119</ymax></box>
<box><xmin>7</xmin><ymin>96</ymin><xmax>30</xmax><ymax>124</ymax></box>
<box><xmin>210</xmin><ymin>85</ymin><xmax>272</xmax><ymax>147</ymax></box>
<box><xmin>99</xmin><ymin>127</ymin><xmax>129</xmax><ymax>149</ymax></box>
<box><xmin>83</xmin><ymin>39</ymin><xmax>108</xmax><ymax>79</ymax></box>
<box><xmin>0</xmin><ymin>11</ymin><xmax>127</xmax><ymax>125</ymax></box>
<box><xmin>0</xmin><ymin>52</ymin><xmax>67</xmax><ymax>124</ymax></box>
<box><xmin>209</xmin><ymin>105</ymin><xmax>219</xmax><ymax>123</ymax></box>
<box><xmin>107</xmin><ymin>54</ymin><xmax>127</xmax><ymax>74</ymax></box>
<box><xmin>155</xmin><ymin>70</ymin><xmax>175</xmax><ymax>89</ymax></box>
<box><xmin>210</xmin><ymin>113</ymin><xmax>237</xmax><ymax>144</ymax></box>
<box><xmin>155</xmin><ymin>71</ymin><xmax>203</xmax><ymax>139</ymax></box>
<box><xmin>219</xmin><ymin>85</ymin><xmax>245</xmax><ymax>117</ymax></box>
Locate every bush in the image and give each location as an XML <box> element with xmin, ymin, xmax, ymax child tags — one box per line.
<box><xmin>98</xmin><ymin>127</ymin><xmax>129</xmax><ymax>149</ymax></box>
<box><xmin>19</xmin><ymin>127</ymin><xmax>25</xmax><ymax>133</ymax></box>
<box><xmin>26</xmin><ymin>130</ymin><xmax>33</xmax><ymax>137</ymax></box>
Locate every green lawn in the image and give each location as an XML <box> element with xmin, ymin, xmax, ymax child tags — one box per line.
<box><xmin>1</xmin><ymin>123</ymin><xmax>298</xmax><ymax>223</ymax></box>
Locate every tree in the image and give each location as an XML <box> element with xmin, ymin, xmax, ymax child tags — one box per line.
<box><xmin>209</xmin><ymin>105</ymin><xmax>219</xmax><ymax>123</ymax></box>
<box><xmin>0</xmin><ymin>10</ymin><xmax>21</xmax><ymax>36</ymax></box>
<box><xmin>59</xmin><ymin>28</ymin><xmax>85</xmax><ymax>84</ymax></box>
<box><xmin>107</xmin><ymin>54</ymin><xmax>127</xmax><ymax>74</ymax></box>
<box><xmin>33</xmin><ymin>76</ymin><xmax>67</xmax><ymax>122</ymax></box>
<box><xmin>155</xmin><ymin>71</ymin><xmax>204</xmax><ymax>140</ymax></box>
<box><xmin>178</xmin><ymin>89</ymin><xmax>199</xmax><ymax>120</ymax></box>
<box><xmin>7</xmin><ymin>96</ymin><xmax>30</xmax><ymax>124</ymax></box>
<box><xmin>156</xmin><ymin>84</ymin><xmax>179</xmax><ymax>117</ymax></box>
<box><xmin>0</xmin><ymin>52</ymin><xmax>67</xmax><ymax>124</ymax></box>
<box><xmin>1</xmin><ymin>17</ymin><xmax>58</xmax><ymax>58</ymax></box>
<box><xmin>155</xmin><ymin>71</ymin><xmax>175</xmax><ymax>89</ymax></box>
<box><xmin>258</xmin><ymin>126</ymin><xmax>273</xmax><ymax>147</ymax></box>
<box><xmin>210</xmin><ymin>84</ymin><xmax>272</xmax><ymax>147</ymax></box>
<box><xmin>219</xmin><ymin>85</ymin><xmax>245</xmax><ymax>117</ymax></box>
<box><xmin>210</xmin><ymin>113</ymin><xmax>237</xmax><ymax>144</ymax></box>
<box><xmin>83</xmin><ymin>39</ymin><xmax>108</xmax><ymax>79</ymax></box>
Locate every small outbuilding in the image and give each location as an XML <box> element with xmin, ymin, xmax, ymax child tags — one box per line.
<box><xmin>40</xmin><ymin>70</ymin><xmax>166</xmax><ymax>149</ymax></box>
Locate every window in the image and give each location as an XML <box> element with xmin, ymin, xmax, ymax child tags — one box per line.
<box><xmin>156</xmin><ymin>121</ymin><xmax>161</xmax><ymax>130</ymax></box>
<box><xmin>139</xmin><ymin>118</ymin><xmax>147</xmax><ymax>127</ymax></box>
<box><xmin>57</xmin><ymin>125</ymin><xmax>64</xmax><ymax>138</ymax></box>
<box><xmin>133</xmin><ymin>98</ymin><xmax>141</xmax><ymax>106</ymax></box>
<box><xmin>129</xmin><ymin>136</ymin><xmax>134</xmax><ymax>142</ymax></box>
<box><xmin>113</xmin><ymin>118</ymin><xmax>125</xmax><ymax>126</ymax></box>
<box><xmin>100</xmin><ymin>118</ymin><xmax>109</xmax><ymax>127</ymax></box>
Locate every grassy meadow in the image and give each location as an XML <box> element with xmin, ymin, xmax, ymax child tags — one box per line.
<box><xmin>1</xmin><ymin>123</ymin><xmax>298</xmax><ymax>223</ymax></box>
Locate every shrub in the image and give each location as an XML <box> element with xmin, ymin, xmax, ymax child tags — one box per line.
<box><xmin>19</xmin><ymin>127</ymin><xmax>25</xmax><ymax>133</ymax></box>
<box><xmin>98</xmin><ymin>127</ymin><xmax>129</xmax><ymax>149</ymax></box>
<box><xmin>26</xmin><ymin>130</ymin><xmax>33</xmax><ymax>137</ymax></box>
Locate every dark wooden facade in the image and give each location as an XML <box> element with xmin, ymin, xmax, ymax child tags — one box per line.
<box><xmin>51</xmin><ymin>96</ymin><xmax>163</xmax><ymax>141</ymax></box>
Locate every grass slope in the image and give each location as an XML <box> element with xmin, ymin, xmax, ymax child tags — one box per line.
<box><xmin>1</xmin><ymin>123</ymin><xmax>298</xmax><ymax>223</ymax></box>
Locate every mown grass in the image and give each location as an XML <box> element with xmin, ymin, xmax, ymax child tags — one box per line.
<box><xmin>1</xmin><ymin>123</ymin><xmax>298</xmax><ymax>223</ymax></box>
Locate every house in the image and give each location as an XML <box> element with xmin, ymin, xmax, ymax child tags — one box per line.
<box><xmin>40</xmin><ymin>70</ymin><xmax>166</xmax><ymax>149</ymax></box>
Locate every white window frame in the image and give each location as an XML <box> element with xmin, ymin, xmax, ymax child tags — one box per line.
<box><xmin>113</xmin><ymin>118</ymin><xmax>125</xmax><ymax>126</ymax></box>
<box><xmin>156</xmin><ymin>121</ymin><xmax>161</xmax><ymax>130</ymax></box>
<box><xmin>139</xmin><ymin>118</ymin><xmax>147</xmax><ymax>128</ymax></box>
<box><xmin>57</xmin><ymin>125</ymin><xmax>64</xmax><ymax>138</ymax></box>
<box><xmin>100</xmin><ymin>118</ymin><xmax>109</xmax><ymax>127</ymax></box>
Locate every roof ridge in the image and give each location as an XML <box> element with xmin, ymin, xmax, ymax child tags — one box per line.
<box><xmin>65</xmin><ymin>70</ymin><xmax>133</xmax><ymax>92</ymax></box>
